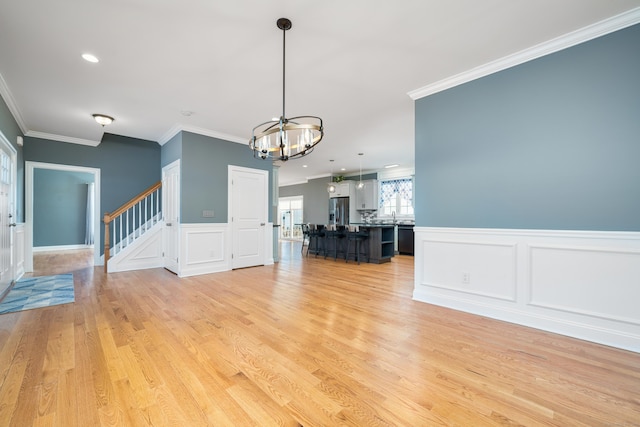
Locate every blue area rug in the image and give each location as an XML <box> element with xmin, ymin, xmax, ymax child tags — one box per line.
<box><xmin>0</xmin><ymin>274</ymin><xmax>74</xmax><ymax>315</ymax></box>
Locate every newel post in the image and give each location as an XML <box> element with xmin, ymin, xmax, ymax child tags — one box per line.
<box><xmin>103</xmin><ymin>213</ymin><xmax>111</xmax><ymax>273</ymax></box>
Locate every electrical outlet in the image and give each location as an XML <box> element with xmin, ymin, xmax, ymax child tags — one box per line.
<box><xmin>462</xmin><ymin>272</ymin><xmax>470</xmax><ymax>284</ymax></box>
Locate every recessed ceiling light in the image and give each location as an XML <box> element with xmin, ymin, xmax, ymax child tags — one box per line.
<box><xmin>302</xmin><ymin>165</ymin><xmax>308</xmax><ymax>168</ymax></box>
<box><xmin>180</xmin><ymin>110</ymin><xmax>194</xmax><ymax>117</ymax></box>
<box><xmin>384</xmin><ymin>164</ymin><xmax>399</xmax><ymax>169</ymax></box>
<box><xmin>82</xmin><ymin>53</ymin><xmax>99</xmax><ymax>63</ymax></box>
<box><xmin>340</xmin><ymin>168</ymin><xmax>346</xmax><ymax>171</ymax></box>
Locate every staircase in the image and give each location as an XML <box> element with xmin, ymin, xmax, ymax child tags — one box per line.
<box><xmin>103</xmin><ymin>182</ymin><xmax>163</xmax><ymax>273</ymax></box>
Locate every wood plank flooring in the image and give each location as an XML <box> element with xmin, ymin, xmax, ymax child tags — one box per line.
<box><xmin>0</xmin><ymin>243</ymin><xmax>639</xmax><ymax>426</ymax></box>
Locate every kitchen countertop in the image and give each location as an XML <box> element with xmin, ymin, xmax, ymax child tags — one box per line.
<box><xmin>352</xmin><ymin>222</ymin><xmax>414</xmax><ymax>227</ymax></box>
<box><xmin>350</xmin><ymin>223</ymin><xmax>395</xmax><ymax>227</ymax></box>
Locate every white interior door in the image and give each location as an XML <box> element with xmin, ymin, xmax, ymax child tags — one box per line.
<box><xmin>162</xmin><ymin>160</ymin><xmax>180</xmax><ymax>273</ymax></box>
<box><xmin>230</xmin><ymin>166</ymin><xmax>268</xmax><ymax>269</ymax></box>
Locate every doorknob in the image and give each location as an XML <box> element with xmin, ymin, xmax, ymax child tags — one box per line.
<box><xmin>9</xmin><ymin>223</ymin><xmax>16</xmax><ymax>227</ymax></box>
<box><xmin>260</xmin><ymin>223</ymin><xmax>265</xmax><ymax>226</ymax></box>
<box><xmin>166</xmin><ymin>222</ymin><xmax>172</xmax><ymax>226</ymax></box>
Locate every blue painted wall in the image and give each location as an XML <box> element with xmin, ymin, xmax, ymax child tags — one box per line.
<box><xmin>161</xmin><ymin>131</ymin><xmax>182</xmax><ymax>168</ymax></box>
<box><xmin>33</xmin><ymin>169</ymin><xmax>94</xmax><ymax>247</ymax></box>
<box><xmin>415</xmin><ymin>24</ymin><xmax>640</xmax><ymax>231</ymax></box>
<box><xmin>24</xmin><ymin>133</ymin><xmax>161</xmax><ymax>253</ymax></box>
<box><xmin>179</xmin><ymin>131</ymin><xmax>273</xmax><ymax>223</ymax></box>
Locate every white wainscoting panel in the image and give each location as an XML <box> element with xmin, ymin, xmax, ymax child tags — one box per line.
<box><xmin>265</xmin><ymin>223</ymin><xmax>274</xmax><ymax>265</ymax></box>
<box><xmin>179</xmin><ymin>223</ymin><xmax>230</xmax><ymax>277</ymax></box>
<box><xmin>14</xmin><ymin>224</ymin><xmax>25</xmax><ymax>280</ymax></box>
<box><xmin>414</xmin><ymin>227</ymin><xmax>640</xmax><ymax>353</ymax></box>
<box><xmin>422</xmin><ymin>239</ymin><xmax>517</xmax><ymax>301</ymax></box>
<box><xmin>528</xmin><ymin>245</ymin><xmax>640</xmax><ymax>324</ymax></box>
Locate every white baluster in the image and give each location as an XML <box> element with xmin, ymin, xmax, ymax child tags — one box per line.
<box><xmin>118</xmin><ymin>215</ymin><xmax>123</xmax><ymax>253</ymax></box>
<box><xmin>126</xmin><ymin>209</ymin><xmax>130</xmax><ymax>246</ymax></box>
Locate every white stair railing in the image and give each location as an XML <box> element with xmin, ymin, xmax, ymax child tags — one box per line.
<box><xmin>103</xmin><ymin>182</ymin><xmax>162</xmax><ymax>272</ymax></box>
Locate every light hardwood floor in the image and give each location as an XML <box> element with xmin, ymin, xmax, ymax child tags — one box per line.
<box><xmin>0</xmin><ymin>243</ymin><xmax>638</xmax><ymax>426</ymax></box>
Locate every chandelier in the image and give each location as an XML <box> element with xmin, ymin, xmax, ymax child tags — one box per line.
<box><xmin>249</xmin><ymin>18</ymin><xmax>324</xmax><ymax>161</ymax></box>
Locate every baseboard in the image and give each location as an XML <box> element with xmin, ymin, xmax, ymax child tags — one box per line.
<box><xmin>413</xmin><ymin>227</ymin><xmax>640</xmax><ymax>353</ymax></box>
<box><xmin>33</xmin><ymin>244</ymin><xmax>94</xmax><ymax>252</ymax></box>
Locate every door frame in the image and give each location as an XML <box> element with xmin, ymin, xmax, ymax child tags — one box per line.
<box><xmin>0</xmin><ymin>131</ymin><xmax>17</xmax><ymax>287</ymax></box>
<box><xmin>228</xmin><ymin>165</ymin><xmax>269</xmax><ymax>269</ymax></box>
<box><xmin>25</xmin><ymin>161</ymin><xmax>101</xmax><ymax>271</ymax></box>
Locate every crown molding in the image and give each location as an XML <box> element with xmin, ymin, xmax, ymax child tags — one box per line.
<box><xmin>1</xmin><ymin>72</ymin><xmax>101</xmax><ymax>146</ymax></box>
<box><xmin>158</xmin><ymin>123</ymin><xmax>246</xmax><ymax>146</ymax></box>
<box><xmin>279</xmin><ymin>179</ymin><xmax>310</xmax><ymax>187</ymax></box>
<box><xmin>0</xmin><ymin>72</ymin><xmax>28</xmax><ymax>134</ymax></box>
<box><xmin>25</xmin><ymin>130</ymin><xmax>101</xmax><ymax>147</ymax></box>
<box><xmin>408</xmin><ymin>7</ymin><xmax>640</xmax><ymax>100</ymax></box>
<box><xmin>304</xmin><ymin>173</ymin><xmax>332</xmax><ymax>181</ymax></box>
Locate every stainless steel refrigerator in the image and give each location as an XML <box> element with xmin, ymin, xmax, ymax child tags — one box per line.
<box><xmin>329</xmin><ymin>197</ymin><xmax>349</xmax><ymax>226</ymax></box>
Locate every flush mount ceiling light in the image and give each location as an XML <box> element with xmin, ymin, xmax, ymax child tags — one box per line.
<box><xmin>249</xmin><ymin>18</ymin><xmax>324</xmax><ymax>161</ymax></box>
<box><xmin>92</xmin><ymin>114</ymin><xmax>114</xmax><ymax>126</ymax></box>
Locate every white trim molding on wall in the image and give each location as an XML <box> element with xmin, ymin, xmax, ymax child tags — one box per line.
<box><xmin>408</xmin><ymin>7</ymin><xmax>640</xmax><ymax>100</ymax></box>
<box><xmin>14</xmin><ymin>224</ymin><xmax>25</xmax><ymax>280</ymax></box>
<box><xmin>413</xmin><ymin>227</ymin><xmax>640</xmax><ymax>353</ymax></box>
<box><xmin>179</xmin><ymin>223</ymin><xmax>230</xmax><ymax>278</ymax></box>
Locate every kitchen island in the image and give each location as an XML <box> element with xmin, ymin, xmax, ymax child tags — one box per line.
<box><xmin>307</xmin><ymin>224</ymin><xmax>395</xmax><ymax>264</ymax></box>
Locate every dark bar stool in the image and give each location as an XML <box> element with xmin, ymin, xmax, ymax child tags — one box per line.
<box><xmin>325</xmin><ymin>225</ymin><xmax>347</xmax><ymax>261</ymax></box>
<box><xmin>300</xmin><ymin>223</ymin><xmax>310</xmax><ymax>254</ymax></box>
<box><xmin>307</xmin><ymin>224</ymin><xmax>325</xmax><ymax>257</ymax></box>
<box><xmin>346</xmin><ymin>225</ymin><xmax>369</xmax><ymax>264</ymax></box>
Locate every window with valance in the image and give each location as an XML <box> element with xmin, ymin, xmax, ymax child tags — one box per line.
<box><xmin>379</xmin><ymin>178</ymin><xmax>413</xmax><ymax>216</ymax></box>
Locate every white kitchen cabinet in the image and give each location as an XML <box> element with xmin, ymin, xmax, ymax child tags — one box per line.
<box><xmin>355</xmin><ymin>179</ymin><xmax>378</xmax><ymax>210</ymax></box>
<box><xmin>329</xmin><ymin>181</ymin><xmax>354</xmax><ymax>198</ymax></box>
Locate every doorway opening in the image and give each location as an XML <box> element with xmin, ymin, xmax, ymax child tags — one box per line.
<box><xmin>25</xmin><ymin>162</ymin><xmax>101</xmax><ymax>272</ymax></box>
<box><xmin>278</xmin><ymin>196</ymin><xmax>303</xmax><ymax>241</ymax></box>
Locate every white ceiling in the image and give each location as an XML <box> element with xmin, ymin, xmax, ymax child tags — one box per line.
<box><xmin>1</xmin><ymin>0</ymin><xmax>639</xmax><ymax>185</ymax></box>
